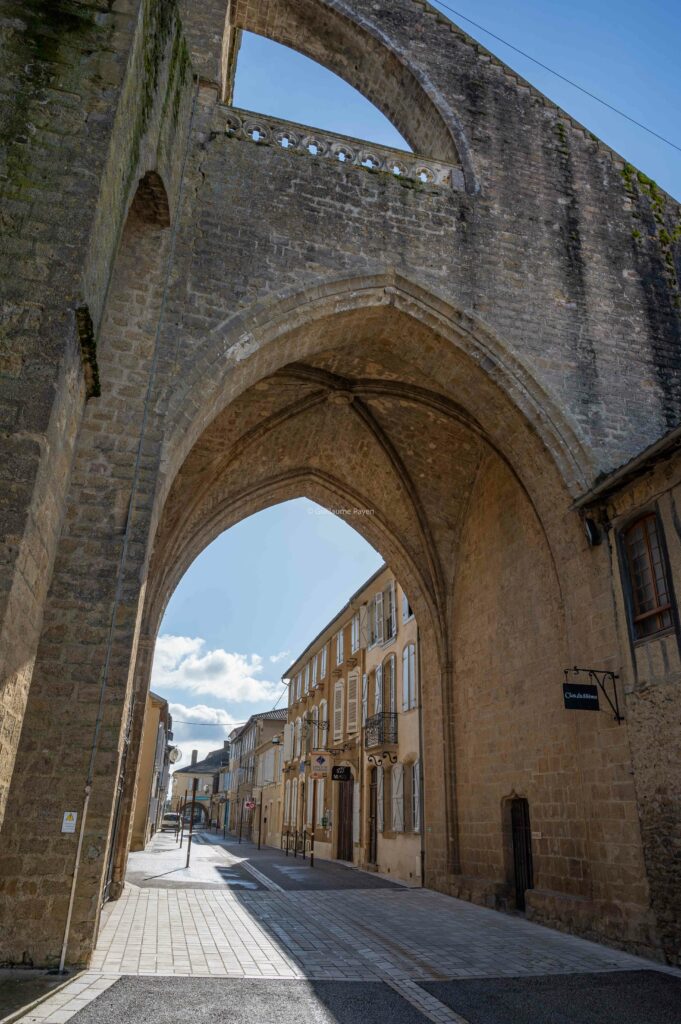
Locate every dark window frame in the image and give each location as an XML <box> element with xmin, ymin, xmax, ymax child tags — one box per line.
<box><xmin>618</xmin><ymin>508</ymin><xmax>677</xmax><ymax>645</ymax></box>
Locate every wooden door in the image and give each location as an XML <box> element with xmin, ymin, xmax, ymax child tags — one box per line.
<box><xmin>337</xmin><ymin>778</ymin><xmax>354</xmax><ymax>861</ymax></box>
<box><xmin>511</xmin><ymin>798</ymin><xmax>534</xmax><ymax>911</ymax></box>
<box><xmin>368</xmin><ymin>768</ymin><xmax>378</xmax><ymax>864</ymax></box>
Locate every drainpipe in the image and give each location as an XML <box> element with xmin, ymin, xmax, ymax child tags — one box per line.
<box><xmin>417</xmin><ymin>626</ymin><xmax>426</xmax><ymax>887</ymax></box>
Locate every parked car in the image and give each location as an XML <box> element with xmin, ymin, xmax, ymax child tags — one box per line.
<box><xmin>160</xmin><ymin>812</ymin><xmax>180</xmax><ymax>832</ymax></box>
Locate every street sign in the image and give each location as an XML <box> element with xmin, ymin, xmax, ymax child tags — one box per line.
<box><xmin>563</xmin><ymin>682</ymin><xmax>599</xmax><ymax>711</ymax></box>
<box><xmin>332</xmin><ymin>765</ymin><xmax>352</xmax><ymax>782</ymax></box>
<box><xmin>61</xmin><ymin>811</ymin><xmax>78</xmax><ymax>834</ymax></box>
<box><xmin>310</xmin><ymin>752</ymin><xmax>330</xmax><ymax>779</ymax></box>
<box><xmin>245</xmin><ymin>799</ymin><xmax>256</xmax><ymax>810</ymax></box>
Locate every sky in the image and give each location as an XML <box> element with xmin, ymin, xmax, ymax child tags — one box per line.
<box><xmin>156</xmin><ymin>3</ymin><xmax>681</xmax><ymax>775</ymax></box>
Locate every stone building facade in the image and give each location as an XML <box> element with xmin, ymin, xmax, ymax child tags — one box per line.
<box><xmin>129</xmin><ymin>692</ymin><xmax>172</xmax><ymax>851</ymax></box>
<box><xmin>282</xmin><ymin>565</ymin><xmax>422</xmax><ymax>884</ymax></box>
<box><xmin>0</xmin><ymin>0</ymin><xmax>680</xmax><ymax>968</ymax></box>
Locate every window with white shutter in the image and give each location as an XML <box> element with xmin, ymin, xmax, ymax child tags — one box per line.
<box><xmin>347</xmin><ymin>674</ymin><xmax>358</xmax><ymax>733</ymax></box>
<box><xmin>320</xmin><ymin>700</ymin><xmax>328</xmax><ymax>748</ymax></box>
<box><xmin>320</xmin><ymin>645</ymin><xmax>327</xmax><ymax>677</ymax></box>
<box><xmin>311</xmin><ymin>655</ymin><xmax>317</xmax><ymax>687</ymax></box>
<box><xmin>304</xmin><ymin>663</ymin><xmax>310</xmax><ymax>693</ymax></box>
<box><xmin>402</xmin><ymin>643</ymin><xmax>417</xmax><ymax>710</ymax></box>
<box><xmin>295</xmin><ymin>718</ymin><xmax>302</xmax><ymax>758</ymax></box>
<box><xmin>312</xmin><ymin>705</ymin><xmax>319</xmax><ymax>749</ymax></box>
<box><xmin>374</xmin><ymin>664</ymin><xmax>383</xmax><ymax>715</ymax></box>
<box><xmin>284</xmin><ymin>780</ymin><xmax>290</xmax><ymax>825</ymax></box>
<box><xmin>361</xmin><ymin>673</ymin><xmax>368</xmax><ymax>725</ymax></box>
<box><xmin>391</xmin><ymin>763</ymin><xmax>404</xmax><ymax>832</ymax></box>
<box><xmin>412</xmin><ymin>760</ymin><xmax>421</xmax><ymax>833</ymax></box>
<box><xmin>333</xmin><ymin>681</ymin><xmax>344</xmax><ymax>740</ymax></box>
<box><xmin>377</xmin><ymin>767</ymin><xmax>384</xmax><ymax>832</ymax></box>
<box><xmin>283</xmin><ymin>722</ymin><xmax>292</xmax><ymax>761</ymax></box>
<box><xmin>336</xmin><ymin>628</ymin><xmax>344</xmax><ymax>665</ymax></box>
<box><xmin>288</xmin><ymin>680</ymin><xmax>294</xmax><ymax>706</ymax></box>
<box><xmin>402</xmin><ymin>590</ymin><xmax>414</xmax><ymax>622</ymax></box>
<box><xmin>351</xmin><ymin>613</ymin><xmax>360</xmax><ymax>653</ymax></box>
<box><xmin>296</xmin><ymin>673</ymin><xmax>302</xmax><ymax>701</ymax></box>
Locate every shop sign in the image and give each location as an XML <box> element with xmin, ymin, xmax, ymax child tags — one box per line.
<box><xmin>562</xmin><ymin>682</ymin><xmax>599</xmax><ymax>711</ymax></box>
<box><xmin>332</xmin><ymin>765</ymin><xmax>352</xmax><ymax>782</ymax></box>
<box><xmin>310</xmin><ymin>752</ymin><xmax>330</xmax><ymax>779</ymax></box>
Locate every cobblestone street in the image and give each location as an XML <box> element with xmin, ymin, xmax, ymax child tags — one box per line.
<box><xmin>9</xmin><ymin>833</ymin><xmax>681</xmax><ymax>1024</ymax></box>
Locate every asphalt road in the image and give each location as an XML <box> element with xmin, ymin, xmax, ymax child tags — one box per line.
<box><xmin>68</xmin><ymin>978</ymin><xmax>430</xmax><ymax>1024</ymax></box>
<box><xmin>424</xmin><ymin>970</ymin><xmax>681</xmax><ymax>1024</ymax></box>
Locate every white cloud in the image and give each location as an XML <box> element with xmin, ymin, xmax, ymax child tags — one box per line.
<box><xmin>152</xmin><ymin>634</ymin><xmax>281</xmax><ymax>703</ymax></box>
<box><xmin>269</xmin><ymin>650</ymin><xmax>291</xmax><ymax>664</ymax></box>
<box><xmin>167</xmin><ymin>703</ymin><xmax>240</xmax><ymax>777</ymax></box>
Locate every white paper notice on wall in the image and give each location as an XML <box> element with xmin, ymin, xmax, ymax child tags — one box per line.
<box><xmin>61</xmin><ymin>811</ymin><xmax>78</xmax><ymax>834</ymax></box>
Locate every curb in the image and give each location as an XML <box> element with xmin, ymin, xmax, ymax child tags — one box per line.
<box><xmin>0</xmin><ymin>971</ymin><xmax>83</xmax><ymax>1024</ymax></box>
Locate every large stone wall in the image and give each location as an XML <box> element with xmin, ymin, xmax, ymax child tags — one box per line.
<box><xmin>0</xmin><ymin>0</ymin><xmax>680</xmax><ymax>969</ymax></box>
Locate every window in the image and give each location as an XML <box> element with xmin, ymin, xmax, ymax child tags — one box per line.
<box><xmin>336</xmin><ymin>628</ymin><xmax>345</xmax><ymax>665</ymax></box>
<box><xmin>296</xmin><ymin>672</ymin><xmax>302</xmax><ymax>701</ymax></box>
<box><xmin>283</xmin><ymin>722</ymin><xmax>293</xmax><ymax>761</ymax></box>
<box><xmin>623</xmin><ymin>513</ymin><xmax>673</xmax><ymax>639</ymax></box>
<box><xmin>347</xmin><ymin>674</ymin><xmax>359</xmax><ymax>733</ymax></box>
<box><xmin>311</xmin><ymin>655</ymin><xmax>318</xmax><ymax>688</ymax></box>
<box><xmin>288</xmin><ymin>679</ymin><xmax>294</xmax><ymax>707</ymax></box>
<box><xmin>384</xmin><ymin>655</ymin><xmax>396</xmax><ymax>713</ymax></box>
<box><xmin>320</xmin><ymin>699</ymin><xmax>328</xmax><ymax>748</ymax></box>
<box><xmin>402</xmin><ymin>590</ymin><xmax>414</xmax><ymax>622</ymax></box>
<box><xmin>361</xmin><ymin>673</ymin><xmax>368</xmax><ymax>725</ymax></box>
<box><xmin>402</xmin><ymin>642</ymin><xmax>417</xmax><ymax>710</ymax></box>
<box><xmin>291</xmin><ymin>779</ymin><xmax>298</xmax><ymax>826</ymax></box>
<box><xmin>369</xmin><ymin>582</ymin><xmax>397</xmax><ymax>646</ymax></box>
<box><xmin>284</xmin><ymin>780</ymin><xmax>291</xmax><ymax>825</ymax></box>
<box><xmin>391</xmin><ymin>763</ymin><xmax>404</xmax><ymax>832</ymax></box>
<box><xmin>312</xmin><ymin>705</ymin><xmax>319</xmax><ymax>749</ymax></box>
<box><xmin>351</xmin><ymin>612</ymin><xmax>360</xmax><ymax>653</ymax></box>
<box><xmin>320</xmin><ymin>644</ymin><xmax>327</xmax><ymax>678</ymax></box>
<box><xmin>333</xmin><ymin>681</ymin><xmax>344</xmax><ymax>740</ymax></box>
<box><xmin>304</xmin><ymin>662</ymin><xmax>310</xmax><ymax>693</ymax></box>
<box><xmin>295</xmin><ymin>717</ymin><xmax>302</xmax><ymax>758</ymax></box>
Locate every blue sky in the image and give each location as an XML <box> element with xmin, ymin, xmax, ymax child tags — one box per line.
<box><xmin>157</xmin><ymin>3</ymin><xmax>681</xmax><ymax>769</ymax></box>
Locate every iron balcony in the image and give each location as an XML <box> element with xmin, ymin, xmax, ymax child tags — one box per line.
<box><xmin>364</xmin><ymin>712</ymin><xmax>398</xmax><ymax>749</ymax></box>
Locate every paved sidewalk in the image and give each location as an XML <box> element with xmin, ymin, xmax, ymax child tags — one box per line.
<box><xmin>12</xmin><ymin>836</ymin><xmax>681</xmax><ymax>1024</ymax></box>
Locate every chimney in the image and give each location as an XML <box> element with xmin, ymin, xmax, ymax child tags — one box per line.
<box><xmin>223</xmin><ymin>740</ymin><xmax>229</xmax><ymax>750</ymax></box>
<box><xmin>191</xmin><ymin>749</ymin><xmax>198</xmax><ymax>765</ymax></box>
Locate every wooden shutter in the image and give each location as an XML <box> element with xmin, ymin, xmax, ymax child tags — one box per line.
<box><xmin>377</xmin><ymin>767</ymin><xmax>384</xmax><ymax>833</ymax></box>
<box><xmin>316</xmin><ymin>779</ymin><xmax>325</xmax><ymax>825</ymax></box>
<box><xmin>413</xmin><ymin>761</ymin><xmax>421</xmax><ymax>833</ymax></box>
<box><xmin>333</xmin><ymin>682</ymin><xmax>343</xmax><ymax>740</ymax></box>
<box><xmin>410</xmin><ymin>644</ymin><xmax>417</xmax><ymax>708</ymax></box>
<box><xmin>374</xmin><ymin>664</ymin><xmax>383</xmax><ymax>714</ymax></box>
<box><xmin>321</xmin><ymin>700</ymin><xmax>328</xmax><ymax>748</ymax></box>
<box><xmin>402</xmin><ymin>647</ymin><xmax>409</xmax><ymax>710</ymax></box>
<box><xmin>284</xmin><ymin>780</ymin><xmax>290</xmax><ymax>824</ymax></box>
<box><xmin>387</xmin><ymin>656</ymin><xmax>396</xmax><ymax>712</ymax></box>
<box><xmin>353</xmin><ymin>781</ymin><xmax>360</xmax><ymax>843</ymax></box>
<box><xmin>375</xmin><ymin>591</ymin><xmax>384</xmax><ymax>643</ymax></box>
<box><xmin>347</xmin><ymin>674</ymin><xmax>358</xmax><ymax>733</ymax></box>
<box><xmin>306</xmin><ymin>778</ymin><xmax>314</xmax><ymax>825</ymax></box>
<box><xmin>391</xmin><ymin>763</ymin><xmax>404</xmax><ymax>832</ymax></box>
<box><xmin>362</xmin><ymin>673</ymin><xmax>368</xmax><ymax>725</ymax></box>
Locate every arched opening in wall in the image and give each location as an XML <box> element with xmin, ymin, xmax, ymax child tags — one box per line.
<box><xmin>220</xmin><ymin>0</ymin><xmax>463</xmax><ymax>171</ymax></box>
<box><xmin>231</xmin><ymin>31</ymin><xmax>411</xmax><ymax>151</ymax></box>
<box><xmin>111</xmin><ymin>283</ymin><xmax>596</xmax><ymax>914</ymax></box>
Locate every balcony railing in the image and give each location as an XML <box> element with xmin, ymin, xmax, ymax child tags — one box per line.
<box><xmin>216</xmin><ymin>106</ymin><xmax>465</xmax><ymax>191</ymax></box>
<box><xmin>364</xmin><ymin>712</ymin><xmax>398</xmax><ymax>749</ymax></box>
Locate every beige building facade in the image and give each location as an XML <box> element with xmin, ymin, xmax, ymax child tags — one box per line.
<box><xmin>281</xmin><ymin>567</ymin><xmax>422</xmax><ymax>883</ymax></box>
<box><xmin>224</xmin><ymin>711</ymin><xmax>287</xmax><ymax>840</ymax></box>
<box><xmin>129</xmin><ymin>692</ymin><xmax>172</xmax><ymax>851</ymax></box>
<box><xmin>172</xmin><ymin>744</ymin><xmax>229</xmax><ymax>826</ymax></box>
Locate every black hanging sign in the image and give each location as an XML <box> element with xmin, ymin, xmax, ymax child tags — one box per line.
<box><xmin>332</xmin><ymin>766</ymin><xmax>352</xmax><ymax>782</ymax></box>
<box><xmin>562</xmin><ymin>682</ymin><xmax>600</xmax><ymax>711</ymax></box>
